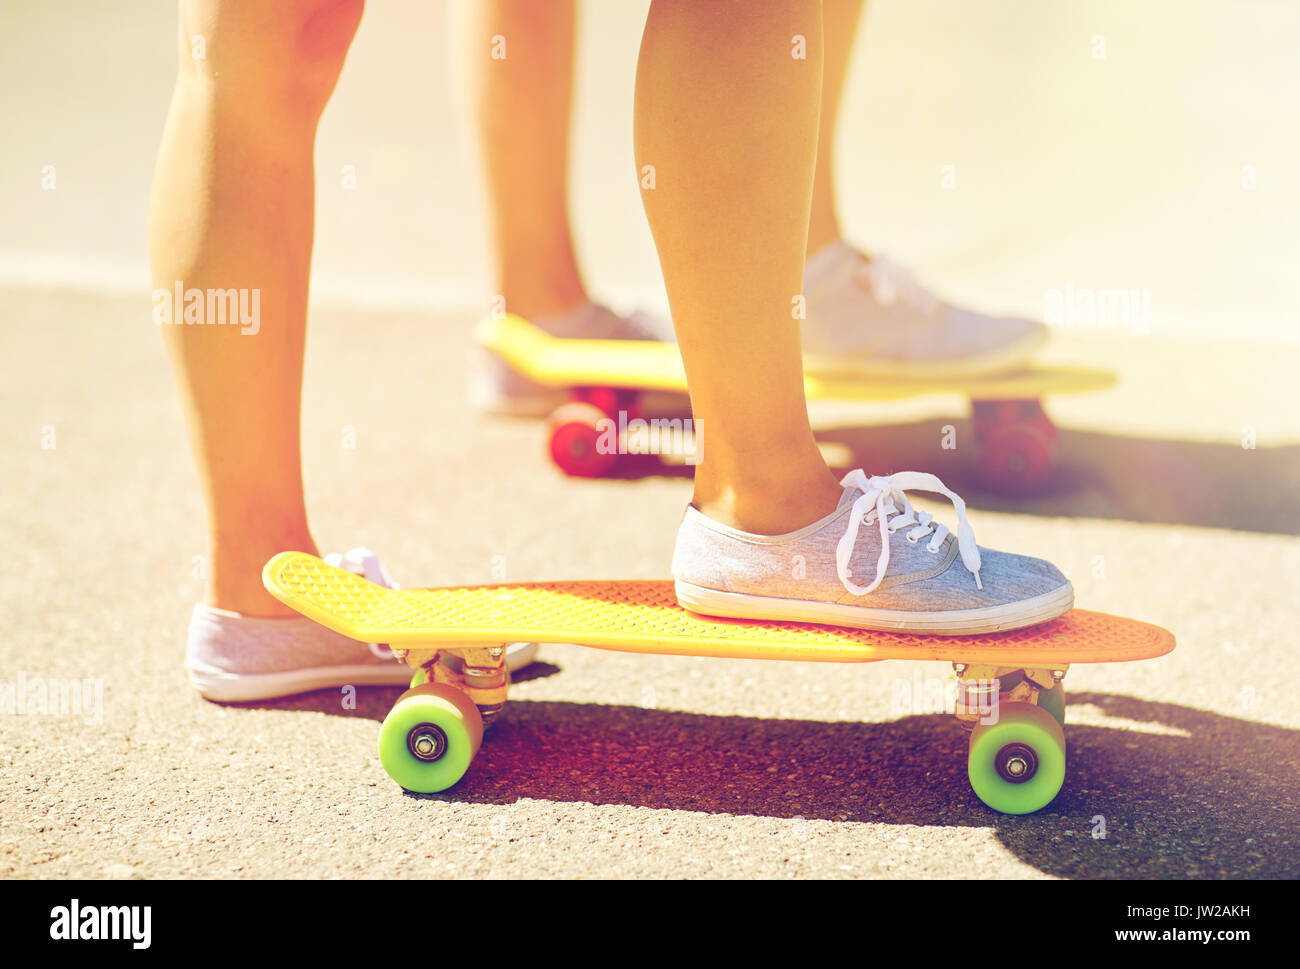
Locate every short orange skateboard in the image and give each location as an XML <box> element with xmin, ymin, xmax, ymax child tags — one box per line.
<box><xmin>264</xmin><ymin>551</ymin><xmax>1174</xmax><ymax>814</ymax></box>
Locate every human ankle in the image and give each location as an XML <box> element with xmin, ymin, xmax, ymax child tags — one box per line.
<box><xmin>204</xmin><ymin>582</ymin><xmax>300</xmax><ymax>619</ymax></box>
<box><xmin>693</xmin><ymin>467</ymin><xmax>843</xmax><ymax>536</ymax></box>
<box><xmin>498</xmin><ymin>257</ymin><xmax>586</xmax><ymax>322</ymax></box>
<box><xmin>205</xmin><ymin>529</ymin><xmax>318</xmax><ymax>617</ymax></box>
<box><xmin>805</xmin><ymin>211</ymin><xmax>841</xmax><ymax>261</ymax></box>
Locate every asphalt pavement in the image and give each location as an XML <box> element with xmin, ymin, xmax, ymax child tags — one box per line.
<box><xmin>2</xmin><ymin>287</ymin><xmax>1296</xmax><ymax>878</ymax></box>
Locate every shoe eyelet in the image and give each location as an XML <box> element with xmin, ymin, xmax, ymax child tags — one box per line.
<box><xmin>905</xmin><ymin>534</ymin><xmax>920</xmax><ymax>545</ymax></box>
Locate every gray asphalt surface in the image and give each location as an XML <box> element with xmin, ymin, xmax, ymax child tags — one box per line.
<box><xmin>2</xmin><ymin>288</ymin><xmax>1297</xmax><ymax>878</ymax></box>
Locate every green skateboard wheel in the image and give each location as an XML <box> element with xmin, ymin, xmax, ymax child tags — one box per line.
<box><xmin>967</xmin><ymin>701</ymin><xmax>1066</xmax><ymax>814</ymax></box>
<box><xmin>378</xmin><ymin>684</ymin><xmax>483</xmax><ymax>794</ymax></box>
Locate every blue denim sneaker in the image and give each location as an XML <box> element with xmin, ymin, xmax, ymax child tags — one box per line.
<box><xmin>672</xmin><ymin>470</ymin><xmax>1073</xmax><ymax>634</ymax></box>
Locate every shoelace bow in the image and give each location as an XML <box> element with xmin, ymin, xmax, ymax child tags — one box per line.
<box><xmin>835</xmin><ymin>469</ymin><xmax>983</xmax><ymax>596</ymax></box>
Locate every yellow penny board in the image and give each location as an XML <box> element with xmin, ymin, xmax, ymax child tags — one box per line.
<box><xmin>263</xmin><ymin>552</ymin><xmax>1174</xmax><ymax>666</ymax></box>
<box><xmin>476</xmin><ymin>314</ymin><xmax>1116</xmax><ymax>401</ymax></box>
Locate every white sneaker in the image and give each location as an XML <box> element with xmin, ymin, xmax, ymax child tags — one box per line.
<box><xmin>802</xmin><ymin>242</ymin><xmax>1048</xmax><ymax>378</ymax></box>
<box><xmin>186</xmin><ymin>548</ymin><xmax>538</xmax><ymax>702</ymax></box>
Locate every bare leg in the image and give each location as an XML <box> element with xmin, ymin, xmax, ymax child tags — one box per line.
<box><xmin>635</xmin><ymin>0</ymin><xmax>842</xmax><ymax>535</ymax></box>
<box><xmin>149</xmin><ymin>0</ymin><xmax>364</xmax><ymax>616</ymax></box>
<box><xmin>470</xmin><ymin>0</ymin><xmax>587</xmax><ymax>321</ymax></box>
<box><xmin>807</xmin><ymin>0</ymin><xmax>864</xmax><ymax>256</ymax></box>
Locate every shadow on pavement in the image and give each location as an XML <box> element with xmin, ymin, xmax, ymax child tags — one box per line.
<box><xmin>600</xmin><ymin>414</ymin><xmax>1300</xmax><ymax>536</ymax></box>
<box><xmin>818</xmin><ymin>419</ymin><xmax>1300</xmax><ymax>535</ymax></box>
<box><xmin>246</xmin><ymin>684</ymin><xmax>1298</xmax><ymax>878</ymax></box>
<box><xmin>446</xmin><ymin>693</ymin><xmax>1298</xmax><ymax>878</ymax></box>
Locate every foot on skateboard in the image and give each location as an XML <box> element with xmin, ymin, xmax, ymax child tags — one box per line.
<box><xmin>263</xmin><ymin>552</ymin><xmax>1173</xmax><ymax>814</ymax></box>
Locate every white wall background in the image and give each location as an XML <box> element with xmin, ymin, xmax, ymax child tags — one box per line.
<box><xmin>2</xmin><ymin>0</ymin><xmax>1297</xmax><ymax>341</ymax></box>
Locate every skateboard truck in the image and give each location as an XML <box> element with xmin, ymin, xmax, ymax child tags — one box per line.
<box><xmin>399</xmin><ymin>645</ymin><xmax>510</xmax><ymax>725</ymax></box>
<box><xmin>952</xmin><ymin>663</ymin><xmax>1068</xmax><ymax>728</ymax></box>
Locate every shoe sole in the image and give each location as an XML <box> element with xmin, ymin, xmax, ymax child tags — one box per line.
<box><xmin>192</xmin><ymin>642</ymin><xmax>541</xmax><ymax>703</ymax></box>
<box><xmin>674</xmin><ymin>580</ymin><xmax>1074</xmax><ymax>635</ymax></box>
<box><xmin>188</xmin><ymin>663</ymin><xmax>414</xmax><ymax>703</ymax></box>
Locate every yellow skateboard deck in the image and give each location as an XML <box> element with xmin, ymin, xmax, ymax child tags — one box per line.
<box><xmin>476</xmin><ymin>313</ymin><xmax>1116</xmax><ymax>402</ymax></box>
<box><xmin>264</xmin><ymin>551</ymin><xmax>1172</xmax><ymax>666</ymax></box>
<box><xmin>263</xmin><ymin>552</ymin><xmax>1174</xmax><ymax>813</ymax></box>
<box><xmin>476</xmin><ymin>314</ymin><xmax>1113</xmax><ymax>489</ymax></box>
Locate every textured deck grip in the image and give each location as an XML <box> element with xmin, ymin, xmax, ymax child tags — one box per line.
<box><xmin>263</xmin><ymin>552</ymin><xmax>1175</xmax><ymax>664</ymax></box>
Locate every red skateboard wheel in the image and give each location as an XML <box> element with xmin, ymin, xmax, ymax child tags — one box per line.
<box><xmin>547</xmin><ymin>401</ymin><xmax>619</xmax><ymax>477</ymax></box>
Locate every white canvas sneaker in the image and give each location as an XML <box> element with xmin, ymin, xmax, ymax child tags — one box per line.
<box><xmin>802</xmin><ymin>242</ymin><xmax>1048</xmax><ymax>378</ymax></box>
<box><xmin>673</xmin><ymin>470</ymin><xmax>1073</xmax><ymax>635</ymax></box>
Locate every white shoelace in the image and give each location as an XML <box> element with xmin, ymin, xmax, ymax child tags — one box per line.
<box><xmin>853</xmin><ymin>254</ymin><xmax>940</xmax><ymax>315</ymax></box>
<box><xmin>325</xmin><ymin>546</ymin><xmax>398</xmax><ymax>658</ymax></box>
<box><xmin>835</xmin><ymin>470</ymin><xmax>983</xmax><ymax>596</ymax></box>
